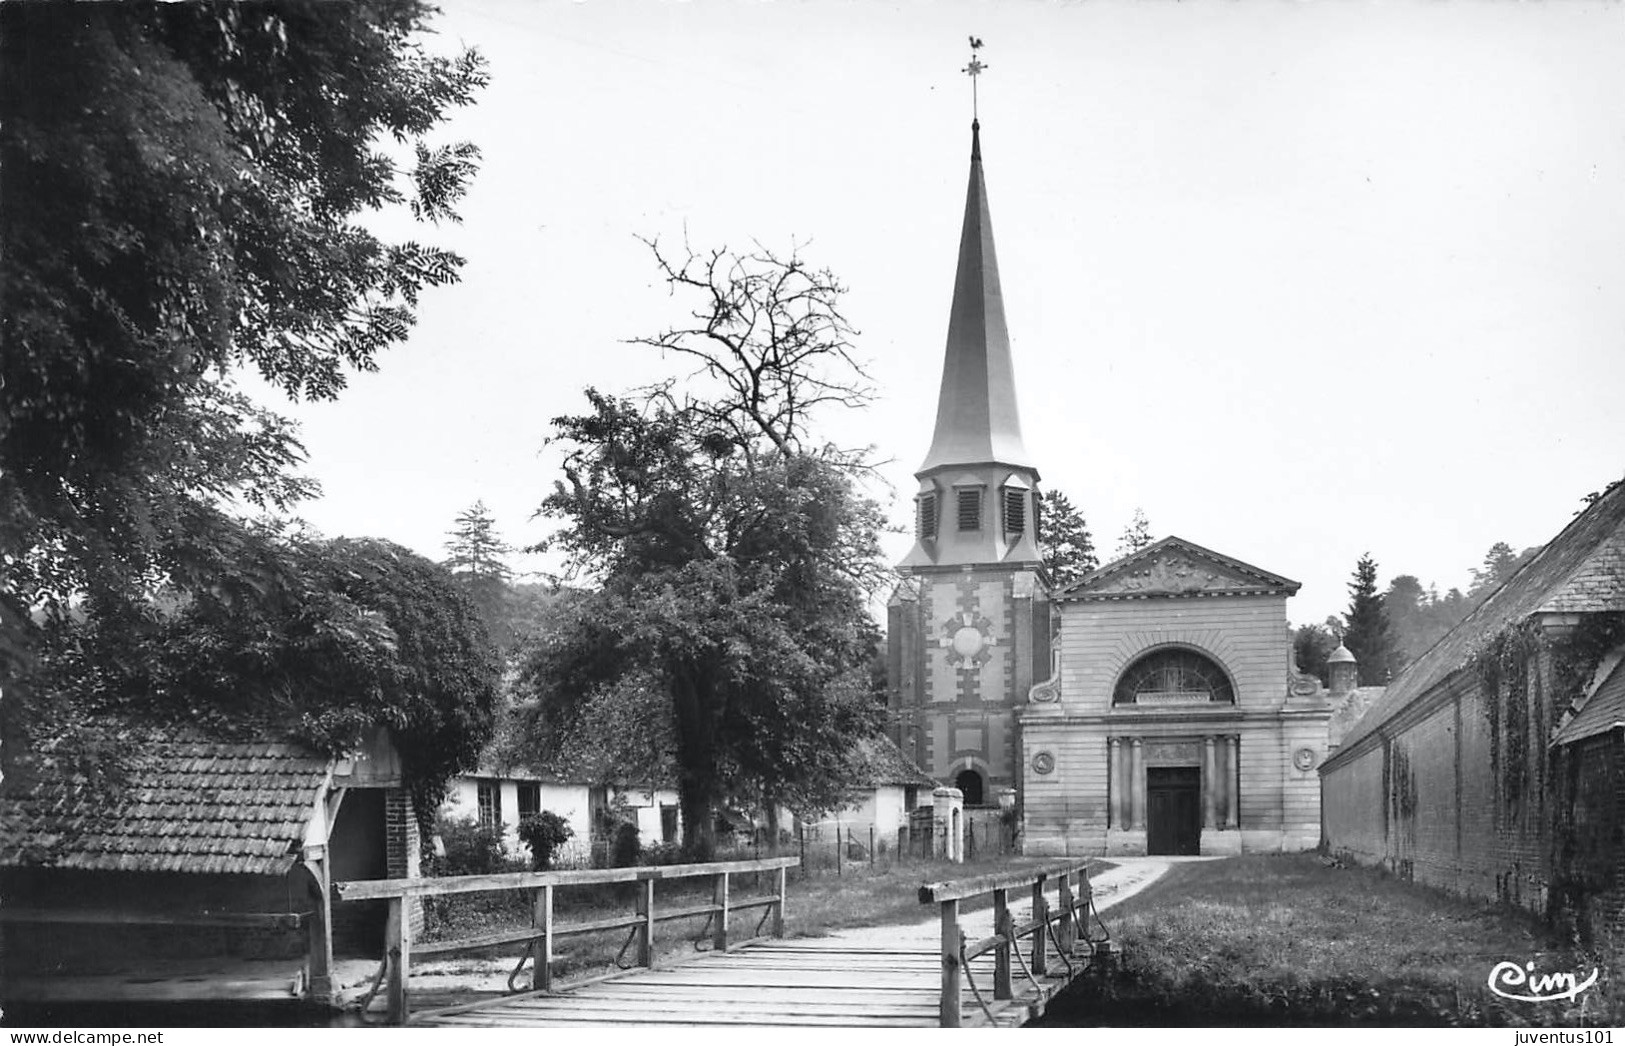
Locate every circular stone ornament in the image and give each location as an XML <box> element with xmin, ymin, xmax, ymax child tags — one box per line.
<box><xmin>951</xmin><ymin>626</ymin><xmax>986</xmax><ymax>658</ymax></box>
<box><xmin>1031</xmin><ymin>751</ymin><xmax>1056</xmax><ymax>775</ymax></box>
<box><xmin>1293</xmin><ymin>747</ymin><xmax>1317</xmax><ymax>771</ymax></box>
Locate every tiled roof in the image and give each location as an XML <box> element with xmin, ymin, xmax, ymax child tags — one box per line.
<box><xmin>1553</xmin><ymin>659</ymin><xmax>1625</xmax><ymax>746</ymax></box>
<box><xmin>847</xmin><ymin>735</ymin><xmax>938</xmax><ymax>788</ymax></box>
<box><xmin>1334</xmin><ymin>476</ymin><xmax>1625</xmax><ymax>756</ymax></box>
<box><xmin>0</xmin><ymin>728</ymin><xmax>333</xmax><ymax>876</ymax></box>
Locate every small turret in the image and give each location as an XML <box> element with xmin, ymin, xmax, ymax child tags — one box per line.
<box><xmin>1327</xmin><ymin>643</ymin><xmax>1358</xmax><ymax>698</ymax></box>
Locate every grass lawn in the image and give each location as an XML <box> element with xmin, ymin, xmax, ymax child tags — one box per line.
<box><xmin>1037</xmin><ymin>853</ymin><xmax>1620</xmax><ymax>1028</ymax></box>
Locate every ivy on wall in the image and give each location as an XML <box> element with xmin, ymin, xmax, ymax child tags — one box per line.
<box><xmin>1469</xmin><ymin>612</ymin><xmax>1625</xmax><ymax>822</ymax></box>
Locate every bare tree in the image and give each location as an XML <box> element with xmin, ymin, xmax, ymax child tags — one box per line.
<box><xmin>631</xmin><ymin>237</ymin><xmax>874</xmax><ymax>463</ymax></box>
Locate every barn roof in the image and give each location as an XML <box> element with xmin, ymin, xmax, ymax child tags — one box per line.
<box><xmin>1332</xmin><ymin>476</ymin><xmax>1625</xmax><ymax>758</ymax></box>
<box><xmin>0</xmin><ymin>727</ymin><xmax>332</xmax><ymax>876</ymax></box>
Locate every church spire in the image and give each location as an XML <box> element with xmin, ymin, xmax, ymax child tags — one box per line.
<box><xmin>917</xmin><ymin>116</ymin><xmax>1032</xmax><ymax>475</ymax></box>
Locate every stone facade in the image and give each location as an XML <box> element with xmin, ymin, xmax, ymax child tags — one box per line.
<box><xmin>1020</xmin><ymin>537</ymin><xmax>1332</xmax><ymax>856</ymax></box>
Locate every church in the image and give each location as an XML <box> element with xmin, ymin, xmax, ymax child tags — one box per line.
<box><xmin>885</xmin><ymin>117</ymin><xmax>1334</xmax><ymax>856</ymax></box>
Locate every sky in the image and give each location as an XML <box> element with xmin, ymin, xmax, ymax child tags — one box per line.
<box><xmin>246</xmin><ymin>0</ymin><xmax>1625</xmax><ymax>629</ymax></box>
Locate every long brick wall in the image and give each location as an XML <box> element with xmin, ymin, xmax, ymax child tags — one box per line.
<box><xmin>1322</xmin><ymin>668</ymin><xmax>1558</xmax><ymax>916</ymax></box>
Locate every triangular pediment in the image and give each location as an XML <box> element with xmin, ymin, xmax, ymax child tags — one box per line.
<box><xmin>1059</xmin><ymin>536</ymin><xmax>1300</xmax><ymax>600</ymax></box>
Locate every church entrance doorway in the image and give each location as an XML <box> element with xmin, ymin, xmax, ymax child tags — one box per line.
<box><xmin>954</xmin><ymin>769</ymin><xmax>985</xmax><ymax>806</ymax></box>
<box><xmin>1146</xmin><ymin>766</ymin><xmax>1201</xmax><ymax>856</ymax></box>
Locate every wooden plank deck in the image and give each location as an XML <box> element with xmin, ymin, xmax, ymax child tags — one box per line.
<box><xmin>409</xmin><ymin>935</ymin><xmax>1092</xmax><ymax>1028</ymax></box>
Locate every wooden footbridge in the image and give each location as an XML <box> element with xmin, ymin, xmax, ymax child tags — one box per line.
<box><xmin>335</xmin><ymin>856</ymin><xmax>1109</xmax><ymax>1028</ymax></box>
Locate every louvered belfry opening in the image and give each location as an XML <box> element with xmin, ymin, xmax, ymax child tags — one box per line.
<box><xmin>1003</xmin><ymin>487</ymin><xmax>1025</xmax><ymax>535</ymax></box>
<box><xmin>916</xmin><ymin>492</ymin><xmax>938</xmax><ymax>539</ymax></box>
<box><xmin>956</xmin><ymin>488</ymin><xmax>982</xmax><ymax>531</ymax></box>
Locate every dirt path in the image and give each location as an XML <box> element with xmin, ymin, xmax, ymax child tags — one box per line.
<box><xmin>810</xmin><ymin>856</ymin><xmax>1187</xmax><ymax>950</ymax></box>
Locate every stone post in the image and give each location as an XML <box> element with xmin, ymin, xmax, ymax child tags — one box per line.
<box><xmin>933</xmin><ymin>787</ymin><xmax>965</xmax><ymax>862</ymax></box>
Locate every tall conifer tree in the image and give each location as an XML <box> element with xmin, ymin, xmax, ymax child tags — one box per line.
<box><xmin>1343</xmin><ymin>553</ymin><xmax>1394</xmax><ymax>685</ymax></box>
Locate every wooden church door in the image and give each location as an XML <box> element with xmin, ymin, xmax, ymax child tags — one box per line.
<box><xmin>1146</xmin><ymin>766</ymin><xmax>1202</xmax><ymax>856</ymax></box>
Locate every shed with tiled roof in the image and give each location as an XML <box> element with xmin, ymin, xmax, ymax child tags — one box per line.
<box><xmin>0</xmin><ymin>724</ymin><xmax>419</xmax><ymax>1005</ymax></box>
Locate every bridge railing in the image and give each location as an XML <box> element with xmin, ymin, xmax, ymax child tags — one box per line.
<box><xmin>336</xmin><ymin>854</ymin><xmax>801</xmax><ymax>1025</ymax></box>
<box><xmin>917</xmin><ymin>860</ymin><xmax>1095</xmax><ymax>1027</ymax></box>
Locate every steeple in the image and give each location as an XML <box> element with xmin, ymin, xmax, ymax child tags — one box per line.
<box><xmin>901</xmin><ymin>113</ymin><xmax>1042</xmax><ymax>573</ymax></box>
<box><xmin>918</xmin><ymin>119</ymin><xmax>1033</xmax><ymax>475</ymax></box>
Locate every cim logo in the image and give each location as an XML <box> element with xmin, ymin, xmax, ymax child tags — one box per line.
<box><xmin>1488</xmin><ymin>960</ymin><xmax>1600</xmax><ymax>1003</ymax></box>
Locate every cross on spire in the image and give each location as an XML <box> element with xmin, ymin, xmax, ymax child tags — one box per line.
<box><xmin>963</xmin><ymin>36</ymin><xmax>986</xmax><ymax>120</ymax></box>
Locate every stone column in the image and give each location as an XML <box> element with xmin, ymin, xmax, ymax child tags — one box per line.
<box><xmin>1107</xmin><ymin>738</ymin><xmax>1121</xmax><ymax>828</ymax></box>
<box><xmin>1129</xmin><ymin>738</ymin><xmax>1144</xmax><ymax>831</ymax></box>
<box><xmin>1225</xmin><ymin>736</ymin><xmax>1240</xmax><ymax>828</ymax></box>
<box><xmin>1202</xmin><ymin>735</ymin><xmax>1217</xmax><ymax>829</ymax></box>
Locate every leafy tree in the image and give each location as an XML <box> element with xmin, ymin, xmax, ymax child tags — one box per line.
<box><xmin>1468</xmin><ymin>542</ymin><xmax>1519</xmax><ymax>602</ymax></box>
<box><xmin>444</xmin><ymin>500</ymin><xmax>516</xmax><ymax>651</ymax></box>
<box><xmin>521</xmin><ymin>242</ymin><xmax>886</xmax><ymax>859</ymax></box>
<box><xmin>1</xmin><ymin>2</ymin><xmax>486</xmax><ymax>764</ymax></box>
<box><xmin>34</xmin><ymin>536</ymin><xmax>501</xmax><ymax>818</ymax></box>
<box><xmin>1383</xmin><ymin>574</ymin><xmax>1428</xmax><ymax>672</ymax></box>
<box><xmin>1114</xmin><ymin>508</ymin><xmax>1154</xmax><ymax>560</ymax></box>
<box><xmin>1039</xmin><ymin>491</ymin><xmax>1098</xmax><ymax>589</ymax></box>
<box><xmin>1293</xmin><ymin>623</ymin><xmax>1338</xmax><ymax>685</ymax></box>
<box><xmin>1342</xmin><ymin>553</ymin><xmax>1394</xmax><ymax>686</ymax></box>
<box><xmin>517</xmin><ymin>811</ymin><xmax>573</xmax><ymax>871</ymax></box>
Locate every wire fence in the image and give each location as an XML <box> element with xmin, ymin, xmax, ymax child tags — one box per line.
<box><xmin>792</xmin><ymin>807</ymin><xmax>1017</xmax><ymax>878</ymax></box>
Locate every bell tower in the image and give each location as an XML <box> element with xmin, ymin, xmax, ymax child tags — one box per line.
<box><xmin>887</xmin><ymin>107</ymin><xmax>1051</xmax><ymax>807</ymax></box>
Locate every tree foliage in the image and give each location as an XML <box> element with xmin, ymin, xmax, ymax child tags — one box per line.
<box><xmin>1114</xmin><ymin>508</ymin><xmax>1154</xmax><ymax>561</ymax></box>
<box><xmin>519</xmin><ymin>242</ymin><xmax>886</xmax><ymax>858</ymax></box>
<box><xmin>1</xmin><ymin>1</ymin><xmax>487</xmax><ymax>780</ymax></box>
<box><xmin>1039</xmin><ymin>491</ymin><xmax>1098</xmax><ymax>589</ymax></box>
<box><xmin>1</xmin><ymin>0</ymin><xmax>485</xmax><ymax>625</ymax></box>
<box><xmin>33</xmin><ymin>537</ymin><xmax>501</xmax><ymax>817</ymax></box>
<box><xmin>1293</xmin><ymin>622</ymin><xmax>1338</xmax><ymax>685</ymax></box>
<box><xmin>444</xmin><ymin>500</ymin><xmax>517</xmax><ymax>651</ymax></box>
<box><xmin>1342</xmin><ymin>553</ymin><xmax>1395</xmax><ymax>686</ymax></box>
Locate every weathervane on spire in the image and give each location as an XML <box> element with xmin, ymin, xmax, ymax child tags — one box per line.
<box><xmin>963</xmin><ymin>36</ymin><xmax>986</xmax><ymax>120</ymax></box>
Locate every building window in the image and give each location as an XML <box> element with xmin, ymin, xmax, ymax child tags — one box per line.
<box><xmin>916</xmin><ymin>493</ymin><xmax>938</xmax><ymax>539</ymax></box>
<box><xmin>517</xmin><ymin>783</ymin><xmax>541</xmax><ymax>823</ymax></box>
<box><xmin>660</xmin><ymin>804</ymin><xmax>679</xmax><ymax>844</ymax></box>
<box><xmin>476</xmin><ymin>780</ymin><xmax>502</xmax><ymax>831</ymax></box>
<box><xmin>1003</xmin><ymin>488</ymin><xmax>1026</xmax><ymax>535</ymax></box>
<box><xmin>1113</xmin><ymin>648</ymin><xmax>1235</xmax><ymax>706</ymax></box>
<box><xmin>957</xmin><ymin>488</ymin><xmax>982</xmax><ymax>531</ymax></box>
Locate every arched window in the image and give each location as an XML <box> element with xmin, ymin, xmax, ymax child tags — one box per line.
<box><xmin>954</xmin><ymin>768</ymin><xmax>985</xmax><ymax>806</ymax></box>
<box><xmin>1112</xmin><ymin>648</ymin><xmax>1235</xmax><ymax>706</ymax></box>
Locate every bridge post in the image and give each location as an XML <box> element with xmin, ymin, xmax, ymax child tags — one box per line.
<box><xmin>531</xmin><ymin>885</ymin><xmax>553</xmax><ymax>991</ymax></box>
<box><xmin>712</xmin><ymin>871</ymin><xmax>729</xmax><ymax>952</ymax></box>
<box><xmin>772</xmin><ymin>865</ymin><xmax>787</xmax><ymax>937</ymax></box>
<box><xmin>939</xmin><ymin>898</ymin><xmax>961</xmax><ymax>1027</ymax></box>
<box><xmin>1030</xmin><ymin>874</ymin><xmax>1048</xmax><ymax>976</ymax></box>
<box><xmin>1058</xmin><ymin>872</ymin><xmax>1075</xmax><ymax>953</ymax></box>
<box><xmin>385</xmin><ymin>895</ymin><xmax>411</xmax><ymax>1025</ymax></box>
<box><xmin>637</xmin><ymin>877</ymin><xmax>655</xmax><ymax>967</ymax></box>
<box><xmin>992</xmin><ymin>888</ymin><xmax>1012</xmax><ymax>1000</ymax></box>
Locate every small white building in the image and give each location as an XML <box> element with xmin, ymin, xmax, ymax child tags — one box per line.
<box><xmin>443</xmin><ymin>766</ymin><xmax>682</xmax><ymax>863</ymax></box>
